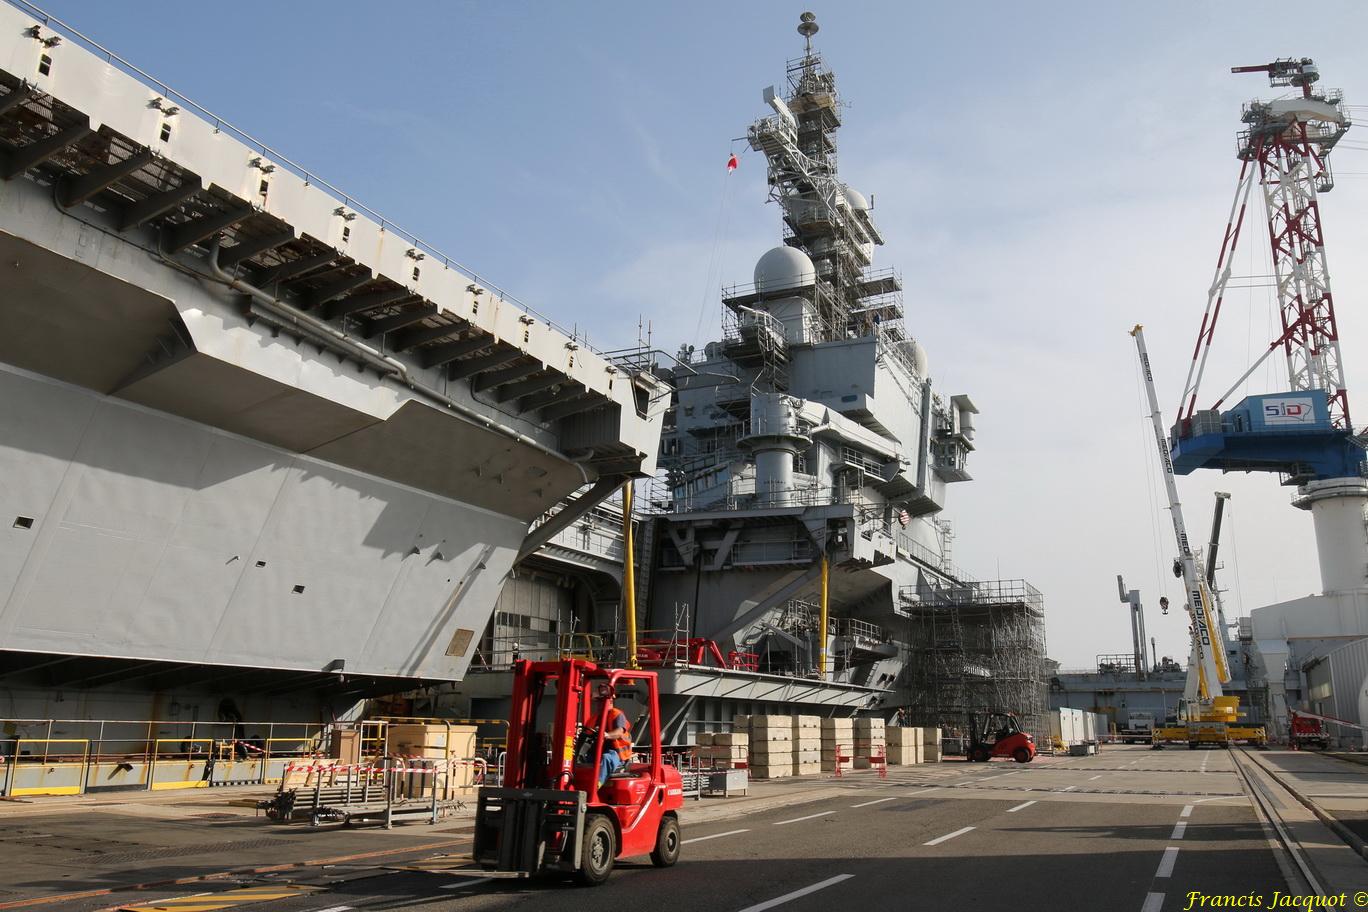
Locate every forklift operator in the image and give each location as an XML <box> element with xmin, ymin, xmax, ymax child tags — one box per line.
<box><xmin>590</xmin><ymin>689</ymin><xmax>633</xmax><ymax>786</ymax></box>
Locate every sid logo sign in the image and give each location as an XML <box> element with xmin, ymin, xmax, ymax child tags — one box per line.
<box><xmin>1263</xmin><ymin>396</ymin><xmax>1315</xmax><ymax>426</ymax></box>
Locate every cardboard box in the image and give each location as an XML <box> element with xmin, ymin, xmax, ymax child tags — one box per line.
<box><xmin>386</xmin><ymin>723</ymin><xmax>478</xmax><ymax>760</ymax></box>
<box><xmin>750</xmin><ymin>762</ymin><xmax>792</xmax><ymax>780</ymax></box>
<box><xmin>750</xmin><ymin>740</ymin><xmax>794</xmax><ymax>757</ymax></box>
<box><xmin>751</xmin><ymin>715</ymin><xmax>794</xmax><ymax>730</ymax></box>
<box><xmin>701</xmin><ymin>745</ymin><xmax>748</xmax><ymax>760</ymax></box>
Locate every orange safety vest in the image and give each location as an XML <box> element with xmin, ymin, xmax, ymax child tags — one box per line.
<box><xmin>609</xmin><ymin>708</ymin><xmax>632</xmax><ymax>761</ymax></box>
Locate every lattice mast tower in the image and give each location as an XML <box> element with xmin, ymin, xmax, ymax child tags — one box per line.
<box><xmin>1166</xmin><ymin>58</ymin><xmax>1368</xmax><ymax>597</ymax></box>
<box><xmin>1181</xmin><ymin>58</ymin><xmax>1351</xmax><ymax>428</ymax></box>
<box><xmin>747</xmin><ymin>11</ymin><xmax>889</xmax><ymax>347</ymax></box>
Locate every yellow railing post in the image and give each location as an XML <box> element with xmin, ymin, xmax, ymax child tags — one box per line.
<box><xmin>818</xmin><ymin>554</ymin><xmax>829</xmax><ymax>678</ymax></box>
<box><xmin>623</xmin><ymin>480</ymin><xmax>639</xmax><ymax>670</ymax></box>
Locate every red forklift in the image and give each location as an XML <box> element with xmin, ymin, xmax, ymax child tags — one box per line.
<box><xmin>965</xmin><ymin>712</ymin><xmax>1036</xmax><ymax>763</ymax></box>
<box><xmin>473</xmin><ymin>659</ymin><xmax>685</xmax><ymax>885</ymax></box>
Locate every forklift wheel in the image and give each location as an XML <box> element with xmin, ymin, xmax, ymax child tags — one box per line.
<box><xmin>1012</xmin><ymin>748</ymin><xmax>1031</xmax><ymax>764</ymax></box>
<box><xmin>651</xmin><ymin>815</ymin><xmax>681</xmax><ymax>867</ymax></box>
<box><xmin>969</xmin><ymin>747</ymin><xmax>990</xmax><ymax>763</ymax></box>
<box><xmin>576</xmin><ymin>815</ymin><xmax>617</xmax><ymax>886</ymax></box>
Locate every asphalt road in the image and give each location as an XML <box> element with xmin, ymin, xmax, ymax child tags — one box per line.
<box><xmin>227</xmin><ymin>746</ymin><xmax>1291</xmax><ymax>912</ymax></box>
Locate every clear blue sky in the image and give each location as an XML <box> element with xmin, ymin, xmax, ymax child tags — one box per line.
<box><xmin>32</xmin><ymin>1</ymin><xmax>1368</xmax><ymax>665</ymax></box>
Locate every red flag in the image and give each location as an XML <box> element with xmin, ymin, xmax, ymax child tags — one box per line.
<box><xmin>726</xmin><ymin>153</ymin><xmax>739</xmax><ymax>172</ymax></box>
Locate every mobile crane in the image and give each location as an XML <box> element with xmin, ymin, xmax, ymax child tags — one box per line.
<box><xmin>1133</xmin><ymin>327</ymin><xmax>1265</xmax><ymax>749</ymax></box>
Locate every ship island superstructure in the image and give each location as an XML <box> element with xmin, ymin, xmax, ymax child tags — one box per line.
<box><xmin>457</xmin><ymin>14</ymin><xmax>1049</xmax><ymax>744</ymax></box>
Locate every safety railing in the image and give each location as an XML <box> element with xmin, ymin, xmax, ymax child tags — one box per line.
<box><xmin>0</xmin><ymin>717</ymin><xmax>335</xmax><ymax>796</ymax></box>
<box><xmin>5</xmin><ymin>739</ymin><xmax>88</xmax><ymax>796</ymax></box>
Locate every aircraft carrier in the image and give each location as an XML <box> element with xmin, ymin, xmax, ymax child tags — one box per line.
<box><xmin>0</xmin><ymin>0</ymin><xmax>1047</xmax><ymax>754</ymax></box>
<box><xmin>0</xmin><ymin>0</ymin><xmax>666</xmax><ymax>725</ymax></box>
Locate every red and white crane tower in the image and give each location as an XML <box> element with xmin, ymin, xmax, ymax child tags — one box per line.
<box><xmin>1164</xmin><ymin>58</ymin><xmax>1368</xmax><ymax>599</ymax></box>
<box><xmin>1179</xmin><ymin>58</ymin><xmax>1352</xmax><ymax>431</ymax></box>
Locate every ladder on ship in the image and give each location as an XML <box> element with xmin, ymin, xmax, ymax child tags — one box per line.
<box><xmin>633</xmin><ymin>512</ymin><xmax>657</xmax><ymax>623</ymax></box>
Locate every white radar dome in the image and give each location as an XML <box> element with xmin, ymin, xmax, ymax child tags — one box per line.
<box><xmin>754</xmin><ymin>246</ymin><xmax>816</xmax><ymax>293</ymax></box>
<box><xmin>843</xmin><ymin>185</ymin><xmax>869</xmax><ymax>211</ymax></box>
<box><xmin>902</xmin><ymin>338</ymin><xmax>930</xmax><ymax>378</ymax></box>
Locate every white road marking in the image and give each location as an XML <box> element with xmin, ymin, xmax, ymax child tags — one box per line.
<box><xmin>1171</xmin><ymin>821</ymin><xmax>1187</xmax><ymax>840</ymax></box>
<box><xmin>924</xmin><ymin>826</ymin><xmax>975</xmax><ymax>846</ymax></box>
<box><xmin>1142</xmin><ymin>892</ymin><xmax>1166</xmax><ymax>912</ymax></box>
<box><xmin>850</xmin><ymin>797</ymin><xmax>899</xmax><ymax>808</ymax></box>
<box><xmin>683</xmin><ymin>828</ymin><xmax>750</xmax><ymax>844</ymax></box>
<box><xmin>1180</xmin><ymin>805</ymin><xmax>1193</xmax><ymax>818</ymax></box>
<box><xmin>1061</xmin><ymin>785</ymin><xmax>1078</xmax><ymax>792</ymax></box>
<box><xmin>1156</xmin><ymin>846</ymin><xmax>1179</xmax><ymax>878</ymax></box>
<box><xmin>736</xmin><ymin>874</ymin><xmax>855</xmax><ymax>912</ymax></box>
<box><xmin>313</xmin><ymin>907</ymin><xmax>355</xmax><ymax>912</ymax></box>
<box><xmin>1088</xmin><ymin>774</ymin><xmax>1102</xmax><ymax>780</ymax></box>
<box><xmin>439</xmin><ymin>877</ymin><xmax>493</xmax><ymax>890</ymax></box>
<box><xmin>774</xmin><ymin>811</ymin><xmax>835</xmax><ymax>826</ymax></box>
<box><xmin>1006</xmin><ymin>800</ymin><xmax>1037</xmax><ymax>813</ymax></box>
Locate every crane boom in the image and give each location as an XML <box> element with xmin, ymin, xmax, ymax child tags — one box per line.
<box><xmin>1131</xmin><ymin>326</ymin><xmax>1230</xmax><ymax>701</ymax></box>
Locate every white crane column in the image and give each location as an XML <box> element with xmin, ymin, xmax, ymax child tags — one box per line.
<box><xmin>1294</xmin><ymin>478</ymin><xmax>1368</xmax><ymax>593</ymax></box>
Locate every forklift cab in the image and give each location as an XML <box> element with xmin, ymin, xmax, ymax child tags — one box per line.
<box><xmin>475</xmin><ymin>659</ymin><xmax>684</xmax><ymax>886</ymax></box>
<box><xmin>570</xmin><ymin>678</ymin><xmax>655</xmax><ymax>805</ymax></box>
<box><xmin>967</xmin><ymin>711</ymin><xmax>1036</xmax><ymax>763</ymax></box>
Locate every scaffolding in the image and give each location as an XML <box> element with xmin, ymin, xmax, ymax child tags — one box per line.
<box><xmin>900</xmin><ymin>579</ymin><xmax>1049</xmax><ymax>743</ymax></box>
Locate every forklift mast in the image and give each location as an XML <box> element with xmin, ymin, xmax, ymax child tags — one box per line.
<box><xmin>502</xmin><ymin>659</ymin><xmax>666</xmax><ymax>804</ymax></box>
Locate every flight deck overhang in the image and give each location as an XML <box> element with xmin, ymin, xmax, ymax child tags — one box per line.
<box><xmin>0</xmin><ymin>2</ymin><xmax>668</xmax><ymax>686</ymax></box>
<box><xmin>0</xmin><ymin>2</ymin><xmax>667</xmax><ymax>489</ymax></box>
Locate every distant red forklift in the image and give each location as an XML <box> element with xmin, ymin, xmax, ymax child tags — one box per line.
<box><xmin>965</xmin><ymin>712</ymin><xmax>1036</xmax><ymax>763</ymax></box>
<box><xmin>473</xmin><ymin>659</ymin><xmax>684</xmax><ymax>885</ymax></box>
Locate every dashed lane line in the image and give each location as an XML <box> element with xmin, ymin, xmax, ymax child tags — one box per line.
<box><xmin>736</xmin><ymin>875</ymin><xmax>855</xmax><ymax>912</ymax></box>
<box><xmin>439</xmin><ymin>878</ymin><xmax>493</xmax><ymax>891</ymax></box>
<box><xmin>1180</xmin><ymin>805</ymin><xmax>1193</xmax><ymax>818</ymax></box>
<box><xmin>120</xmin><ymin>885</ymin><xmax>324</xmax><ymax>912</ymax></box>
<box><xmin>1155</xmin><ymin>846</ymin><xmax>1179</xmax><ymax>878</ymax></box>
<box><xmin>923</xmin><ymin>826</ymin><xmax>975</xmax><ymax>847</ymax></box>
<box><xmin>683</xmin><ymin>829</ymin><xmax>750</xmax><ymax>844</ymax></box>
<box><xmin>1005</xmin><ymin>800</ymin><xmax>1037</xmax><ymax>813</ymax></box>
<box><xmin>774</xmin><ymin>811</ymin><xmax>835</xmax><ymax>826</ymax></box>
<box><xmin>1088</xmin><ymin>775</ymin><xmax>1103</xmax><ymax>781</ymax></box>
<box><xmin>1171</xmin><ymin>821</ymin><xmax>1187</xmax><ymax>840</ymax></box>
<box><xmin>850</xmin><ymin>797</ymin><xmax>900</xmax><ymax>808</ymax></box>
<box><xmin>1142</xmin><ymin>892</ymin><xmax>1165</xmax><ymax>912</ymax></box>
